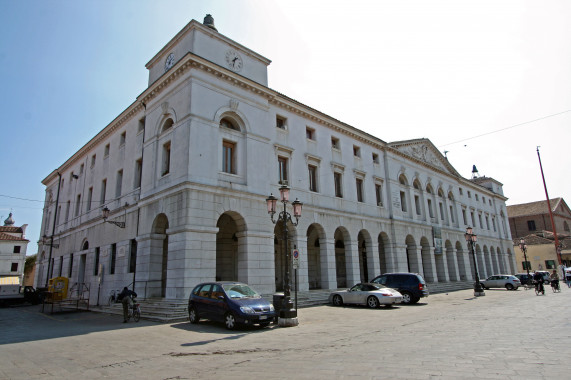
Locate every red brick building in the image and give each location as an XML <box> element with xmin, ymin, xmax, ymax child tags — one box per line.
<box><xmin>507</xmin><ymin>198</ymin><xmax>571</xmax><ymax>239</ymax></box>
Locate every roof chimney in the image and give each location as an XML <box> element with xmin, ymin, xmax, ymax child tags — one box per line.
<box><xmin>203</xmin><ymin>14</ymin><xmax>217</xmax><ymax>31</ymax></box>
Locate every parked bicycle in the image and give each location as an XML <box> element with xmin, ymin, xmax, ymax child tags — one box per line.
<box><xmin>107</xmin><ymin>289</ymin><xmax>121</xmax><ymax>306</ymax></box>
<box><xmin>126</xmin><ymin>298</ymin><xmax>141</xmax><ymax>322</ymax></box>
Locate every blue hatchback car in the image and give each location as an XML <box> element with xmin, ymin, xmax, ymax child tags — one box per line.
<box><xmin>188</xmin><ymin>281</ymin><xmax>276</xmax><ymax>329</ymax></box>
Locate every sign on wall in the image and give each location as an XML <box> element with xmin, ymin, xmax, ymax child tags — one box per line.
<box><xmin>433</xmin><ymin>226</ymin><xmax>442</xmax><ymax>254</ymax></box>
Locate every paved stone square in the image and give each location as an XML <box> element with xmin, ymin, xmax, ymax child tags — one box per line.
<box><xmin>1</xmin><ymin>285</ymin><xmax>570</xmax><ymax>379</ymax></box>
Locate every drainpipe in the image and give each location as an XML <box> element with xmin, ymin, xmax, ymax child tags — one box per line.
<box><xmin>45</xmin><ymin>172</ymin><xmax>62</xmax><ymax>288</ymax></box>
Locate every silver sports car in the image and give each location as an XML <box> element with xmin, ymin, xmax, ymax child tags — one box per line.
<box><xmin>329</xmin><ymin>283</ymin><xmax>403</xmax><ymax>308</ymax></box>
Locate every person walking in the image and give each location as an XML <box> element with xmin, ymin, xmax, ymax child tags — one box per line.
<box><xmin>118</xmin><ymin>287</ymin><xmax>137</xmax><ymax>323</ymax></box>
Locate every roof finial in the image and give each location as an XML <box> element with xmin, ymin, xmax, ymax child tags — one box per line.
<box><xmin>4</xmin><ymin>212</ymin><xmax>15</xmax><ymax>226</ymax></box>
<box><xmin>203</xmin><ymin>14</ymin><xmax>217</xmax><ymax>31</ymax></box>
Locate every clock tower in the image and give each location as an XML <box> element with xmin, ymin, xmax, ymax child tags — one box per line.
<box><xmin>146</xmin><ymin>15</ymin><xmax>271</xmax><ymax>86</ymax></box>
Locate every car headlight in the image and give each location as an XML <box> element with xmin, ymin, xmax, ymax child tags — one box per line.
<box><xmin>269</xmin><ymin>304</ymin><xmax>275</xmax><ymax>311</ymax></box>
<box><xmin>240</xmin><ymin>306</ymin><xmax>255</xmax><ymax>314</ymax></box>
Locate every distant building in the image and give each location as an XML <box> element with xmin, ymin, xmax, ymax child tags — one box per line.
<box><xmin>507</xmin><ymin>198</ymin><xmax>571</xmax><ymax>239</ymax></box>
<box><xmin>512</xmin><ymin>231</ymin><xmax>571</xmax><ymax>273</ymax></box>
<box><xmin>0</xmin><ymin>213</ymin><xmax>29</xmax><ymax>286</ymax></box>
<box><xmin>36</xmin><ymin>15</ymin><xmax>515</xmax><ymax>302</ymax></box>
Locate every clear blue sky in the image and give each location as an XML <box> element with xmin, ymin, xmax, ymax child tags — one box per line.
<box><xmin>2</xmin><ymin>0</ymin><xmax>571</xmax><ymax>255</ymax></box>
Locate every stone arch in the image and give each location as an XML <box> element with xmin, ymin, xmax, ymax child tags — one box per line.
<box><xmin>378</xmin><ymin>232</ymin><xmax>391</xmax><ymax>275</ymax></box>
<box><xmin>398</xmin><ymin>173</ymin><xmax>409</xmax><ymax>186</ymax></box>
<box><xmin>306</xmin><ymin>223</ymin><xmax>326</xmax><ymax>289</ymax></box>
<box><xmin>214</xmin><ymin>106</ymin><xmax>251</xmax><ymax>133</ymax></box>
<box><xmin>154</xmin><ymin>109</ymin><xmax>178</xmax><ymax>137</ymax></box>
<box><xmin>405</xmin><ymin>235</ymin><xmax>420</xmax><ymax>274</ymax></box>
<box><xmin>445</xmin><ymin>240</ymin><xmax>457</xmax><ymax>281</ymax></box>
<box><xmin>357</xmin><ymin>230</ymin><xmax>373</xmax><ymax>282</ymax></box>
<box><xmin>216</xmin><ymin>212</ymin><xmax>247</xmax><ymax>283</ymax></box>
<box><xmin>81</xmin><ymin>239</ymin><xmax>89</xmax><ymax>251</ymax></box>
<box><xmin>455</xmin><ymin>241</ymin><xmax>467</xmax><ymax>280</ymax></box>
<box><xmin>150</xmin><ymin>213</ymin><xmax>170</xmax><ymax>298</ymax></box>
<box><xmin>334</xmin><ymin>227</ymin><xmax>351</xmax><ymax>288</ymax></box>
<box><xmin>421</xmin><ymin>236</ymin><xmax>436</xmax><ymax>282</ymax></box>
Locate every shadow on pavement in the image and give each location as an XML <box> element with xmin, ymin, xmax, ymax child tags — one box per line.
<box><xmin>0</xmin><ymin>305</ymin><xmax>152</xmax><ymax>345</ymax></box>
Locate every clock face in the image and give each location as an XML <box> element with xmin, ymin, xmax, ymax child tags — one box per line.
<box><xmin>225</xmin><ymin>50</ymin><xmax>243</xmax><ymax>72</ymax></box>
<box><xmin>164</xmin><ymin>53</ymin><xmax>175</xmax><ymax>72</ymax></box>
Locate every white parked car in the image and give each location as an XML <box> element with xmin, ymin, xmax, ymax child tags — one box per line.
<box><xmin>480</xmin><ymin>275</ymin><xmax>521</xmax><ymax>290</ymax></box>
<box><xmin>329</xmin><ymin>283</ymin><xmax>403</xmax><ymax>308</ymax></box>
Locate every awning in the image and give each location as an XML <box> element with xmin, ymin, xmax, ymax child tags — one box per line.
<box><xmin>0</xmin><ymin>276</ymin><xmax>21</xmax><ymax>285</ymax></box>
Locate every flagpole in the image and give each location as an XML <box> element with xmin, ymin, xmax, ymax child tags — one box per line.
<box><xmin>537</xmin><ymin>146</ymin><xmax>562</xmax><ymax>265</ymax></box>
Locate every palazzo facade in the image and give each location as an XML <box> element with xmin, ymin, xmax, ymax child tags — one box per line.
<box><xmin>35</xmin><ymin>16</ymin><xmax>515</xmax><ymax>301</ymax></box>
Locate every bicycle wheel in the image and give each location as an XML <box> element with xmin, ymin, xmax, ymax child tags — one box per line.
<box><xmin>133</xmin><ymin>306</ymin><xmax>140</xmax><ymax>322</ymax></box>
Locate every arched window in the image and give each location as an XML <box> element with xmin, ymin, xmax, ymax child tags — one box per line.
<box><xmin>413</xmin><ymin>179</ymin><xmax>421</xmax><ymax>190</ymax></box>
<box><xmin>220</xmin><ymin>117</ymin><xmax>240</xmax><ymax>131</ymax></box>
<box><xmin>162</xmin><ymin>118</ymin><xmax>174</xmax><ymax>133</ymax></box>
<box><xmin>82</xmin><ymin>241</ymin><xmax>89</xmax><ymax>250</ymax></box>
<box><xmin>399</xmin><ymin>174</ymin><xmax>408</xmax><ymax>186</ymax></box>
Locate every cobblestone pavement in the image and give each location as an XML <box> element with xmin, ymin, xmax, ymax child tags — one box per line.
<box><xmin>1</xmin><ymin>284</ymin><xmax>571</xmax><ymax>380</ymax></box>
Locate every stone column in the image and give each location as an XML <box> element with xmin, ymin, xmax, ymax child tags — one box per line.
<box><xmin>391</xmin><ymin>243</ymin><xmax>408</xmax><ymax>273</ymax></box>
<box><xmin>294</xmin><ymin>236</ymin><xmax>309</xmax><ymax>292</ymax></box>
<box><xmin>236</xmin><ymin>230</ymin><xmax>275</xmax><ymax>295</ymax></box>
<box><xmin>446</xmin><ymin>248</ymin><xmax>461</xmax><ymax>281</ymax></box>
<box><xmin>345</xmin><ymin>241</ymin><xmax>361</xmax><ymax>286</ymax></box>
<box><xmin>321</xmin><ymin>238</ymin><xmax>338</xmax><ymax>290</ymax></box>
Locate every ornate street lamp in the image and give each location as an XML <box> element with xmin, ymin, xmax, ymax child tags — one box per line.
<box><xmin>266</xmin><ymin>184</ymin><xmax>302</xmax><ymax>327</ymax></box>
<box><xmin>465</xmin><ymin>227</ymin><xmax>485</xmax><ymax>296</ymax></box>
<box><xmin>102</xmin><ymin>207</ymin><xmax>125</xmax><ymax>228</ymax></box>
<box><xmin>519</xmin><ymin>238</ymin><xmax>530</xmax><ymax>277</ymax></box>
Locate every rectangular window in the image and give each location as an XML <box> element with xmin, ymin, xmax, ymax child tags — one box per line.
<box><xmin>116</xmin><ymin>169</ymin><xmax>123</xmax><ymax>198</ymax></box>
<box><xmin>86</xmin><ymin>187</ymin><xmax>93</xmax><ymax>212</ymax></box>
<box><xmin>527</xmin><ymin>220</ymin><xmax>536</xmax><ymax>231</ymax></box>
<box><xmin>129</xmin><ymin>239</ymin><xmax>137</xmax><ymax>273</ymax></box>
<box><xmin>75</xmin><ymin>194</ymin><xmax>81</xmax><ymax>217</ymax></box>
<box><xmin>56</xmin><ymin>207</ymin><xmax>61</xmax><ymax>226</ymax></box>
<box><xmin>462</xmin><ymin>209</ymin><xmax>467</xmax><ymax>225</ymax></box>
<box><xmin>478</xmin><ymin>214</ymin><xmax>483</xmax><ymax>228</ymax></box>
<box><xmin>80</xmin><ymin>163</ymin><xmax>84</xmax><ymax>175</ymax></box>
<box><xmin>222</xmin><ymin>141</ymin><xmax>236</xmax><ymax>174</ymax></box>
<box><xmin>278</xmin><ymin>156</ymin><xmax>288</xmax><ymax>184</ymax></box>
<box><xmin>375</xmin><ymin>184</ymin><xmax>383</xmax><ymax>206</ymax></box>
<box><xmin>68</xmin><ymin>253</ymin><xmax>74</xmax><ymax>277</ymax></box>
<box><xmin>467</xmin><ymin>191</ymin><xmax>471</xmax><ymax>198</ymax></box>
<box><xmin>13</xmin><ymin>246</ymin><xmax>21</xmax><ymax>254</ymax></box>
<box><xmin>415</xmin><ymin>195</ymin><xmax>421</xmax><ymax>215</ymax></box>
<box><xmin>353</xmin><ymin>145</ymin><xmax>361</xmax><ymax>158</ymax></box>
<box><xmin>308</xmin><ymin>165</ymin><xmax>318</xmax><ymax>192</ymax></box>
<box><xmin>485</xmin><ymin>216</ymin><xmax>490</xmax><ymax>230</ymax></box>
<box><xmin>11</xmin><ymin>263</ymin><xmax>18</xmax><ymax>272</ymax></box>
<box><xmin>545</xmin><ymin>260</ymin><xmax>556</xmax><ymax>269</ymax></box>
<box><xmin>306</xmin><ymin>127</ymin><xmax>315</xmax><ymax>140</ymax></box>
<box><xmin>138</xmin><ymin>117</ymin><xmax>145</xmax><ymax>133</ymax></box>
<box><xmin>492</xmin><ymin>217</ymin><xmax>497</xmax><ymax>232</ymax></box>
<box><xmin>482</xmin><ymin>196</ymin><xmax>485</xmax><ymax>204</ymax></box>
<box><xmin>356</xmin><ymin>178</ymin><xmax>364</xmax><ymax>202</ymax></box>
<box><xmin>100</xmin><ymin>179</ymin><xmax>107</xmax><ymax>205</ymax></box>
<box><xmin>334</xmin><ymin>172</ymin><xmax>343</xmax><ymax>198</ymax></box>
<box><xmin>331</xmin><ymin>137</ymin><xmax>340</xmax><ymax>149</ymax></box>
<box><xmin>162</xmin><ymin>141</ymin><xmax>171</xmax><ymax>176</ymax></box>
<box><xmin>120</xmin><ymin>131</ymin><xmax>126</xmax><ymax>147</ymax></box>
<box><xmin>475</xmin><ymin>194</ymin><xmax>479</xmax><ymax>201</ymax></box>
<box><xmin>428</xmin><ymin>199</ymin><xmax>434</xmax><ymax>218</ymax></box>
<box><xmin>471</xmin><ymin>211</ymin><xmax>476</xmax><ymax>226</ymax></box>
<box><xmin>372</xmin><ymin>153</ymin><xmax>379</xmax><ymax>164</ymax></box>
<box><xmin>439</xmin><ymin>202</ymin><xmax>444</xmax><ymax>220</ymax></box>
<box><xmin>110</xmin><ymin>244</ymin><xmax>117</xmax><ymax>275</ymax></box>
<box><xmin>65</xmin><ymin>201</ymin><xmax>70</xmax><ymax>222</ymax></box>
<box><xmin>91</xmin><ymin>154</ymin><xmax>96</xmax><ymax>168</ymax></box>
<box><xmin>450</xmin><ymin>206</ymin><xmax>455</xmax><ymax>223</ymax></box>
<box><xmin>104</xmin><ymin>143</ymin><xmax>110</xmax><ymax>157</ymax></box>
<box><xmin>94</xmin><ymin>247</ymin><xmax>100</xmax><ymax>276</ymax></box>
<box><xmin>400</xmin><ymin>191</ymin><xmax>407</xmax><ymax>212</ymax></box>
<box><xmin>134</xmin><ymin>159</ymin><xmax>143</xmax><ymax>188</ymax></box>
<box><xmin>459</xmin><ymin>188</ymin><xmax>463</xmax><ymax>195</ymax></box>
<box><xmin>522</xmin><ymin>261</ymin><xmax>531</xmax><ymax>271</ymax></box>
<box><xmin>276</xmin><ymin>115</ymin><xmax>287</xmax><ymax>129</ymax></box>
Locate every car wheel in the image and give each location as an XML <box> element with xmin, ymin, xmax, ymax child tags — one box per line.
<box><xmin>367</xmin><ymin>296</ymin><xmax>380</xmax><ymax>308</ymax></box>
<box><xmin>332</xmin><ymin>295</ymin><xmax>344</xmax><ymax>307</ymax></box>
<box><xmin>410</xmin><ymin>296</ymin><xmax>421</xmax><ymax>304</ymax></box>
<box><xmin>401</xmin><ymin>291</ymin><xmax>413</xmax><ymax>304</ymax></box>
<box><xmin>225</xmin><ymin>312</ymin><xmax>237</xmax><ymax>330</ymax></box>
<box><xmin>505</xmin><ymin>284</ymin><xmax>514</xmax><ymax>291</ymax></box>
<box><xmin>189</xmin><ymin>307</ymin><xmax>199</xmax><ymax>324</ymax></box>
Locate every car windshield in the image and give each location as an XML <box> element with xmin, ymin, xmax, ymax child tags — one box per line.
<box><xmin>222</xmin><ymin>284</ymin><xmax>261</xmax><ymax>299</ymax></box>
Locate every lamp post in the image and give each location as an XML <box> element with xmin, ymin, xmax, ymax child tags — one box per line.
<box><xmin>102</xmin><ymin>207</ymin><xmax>125</xmax><ymax>228</ymax></box>
<box><xmin>266</xmin><ymin>184</ymin><xmax>302</xmax><ymax>327</ymax></box>
<box><xmin>519</xmin><ymin>238</ymin><xmax>530</xmax><ymax>277</ymax></box>
<box><xmin>465</xmin><ymin>227</ymin><xmax>485</xmax><ymax>296</ymax></box>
